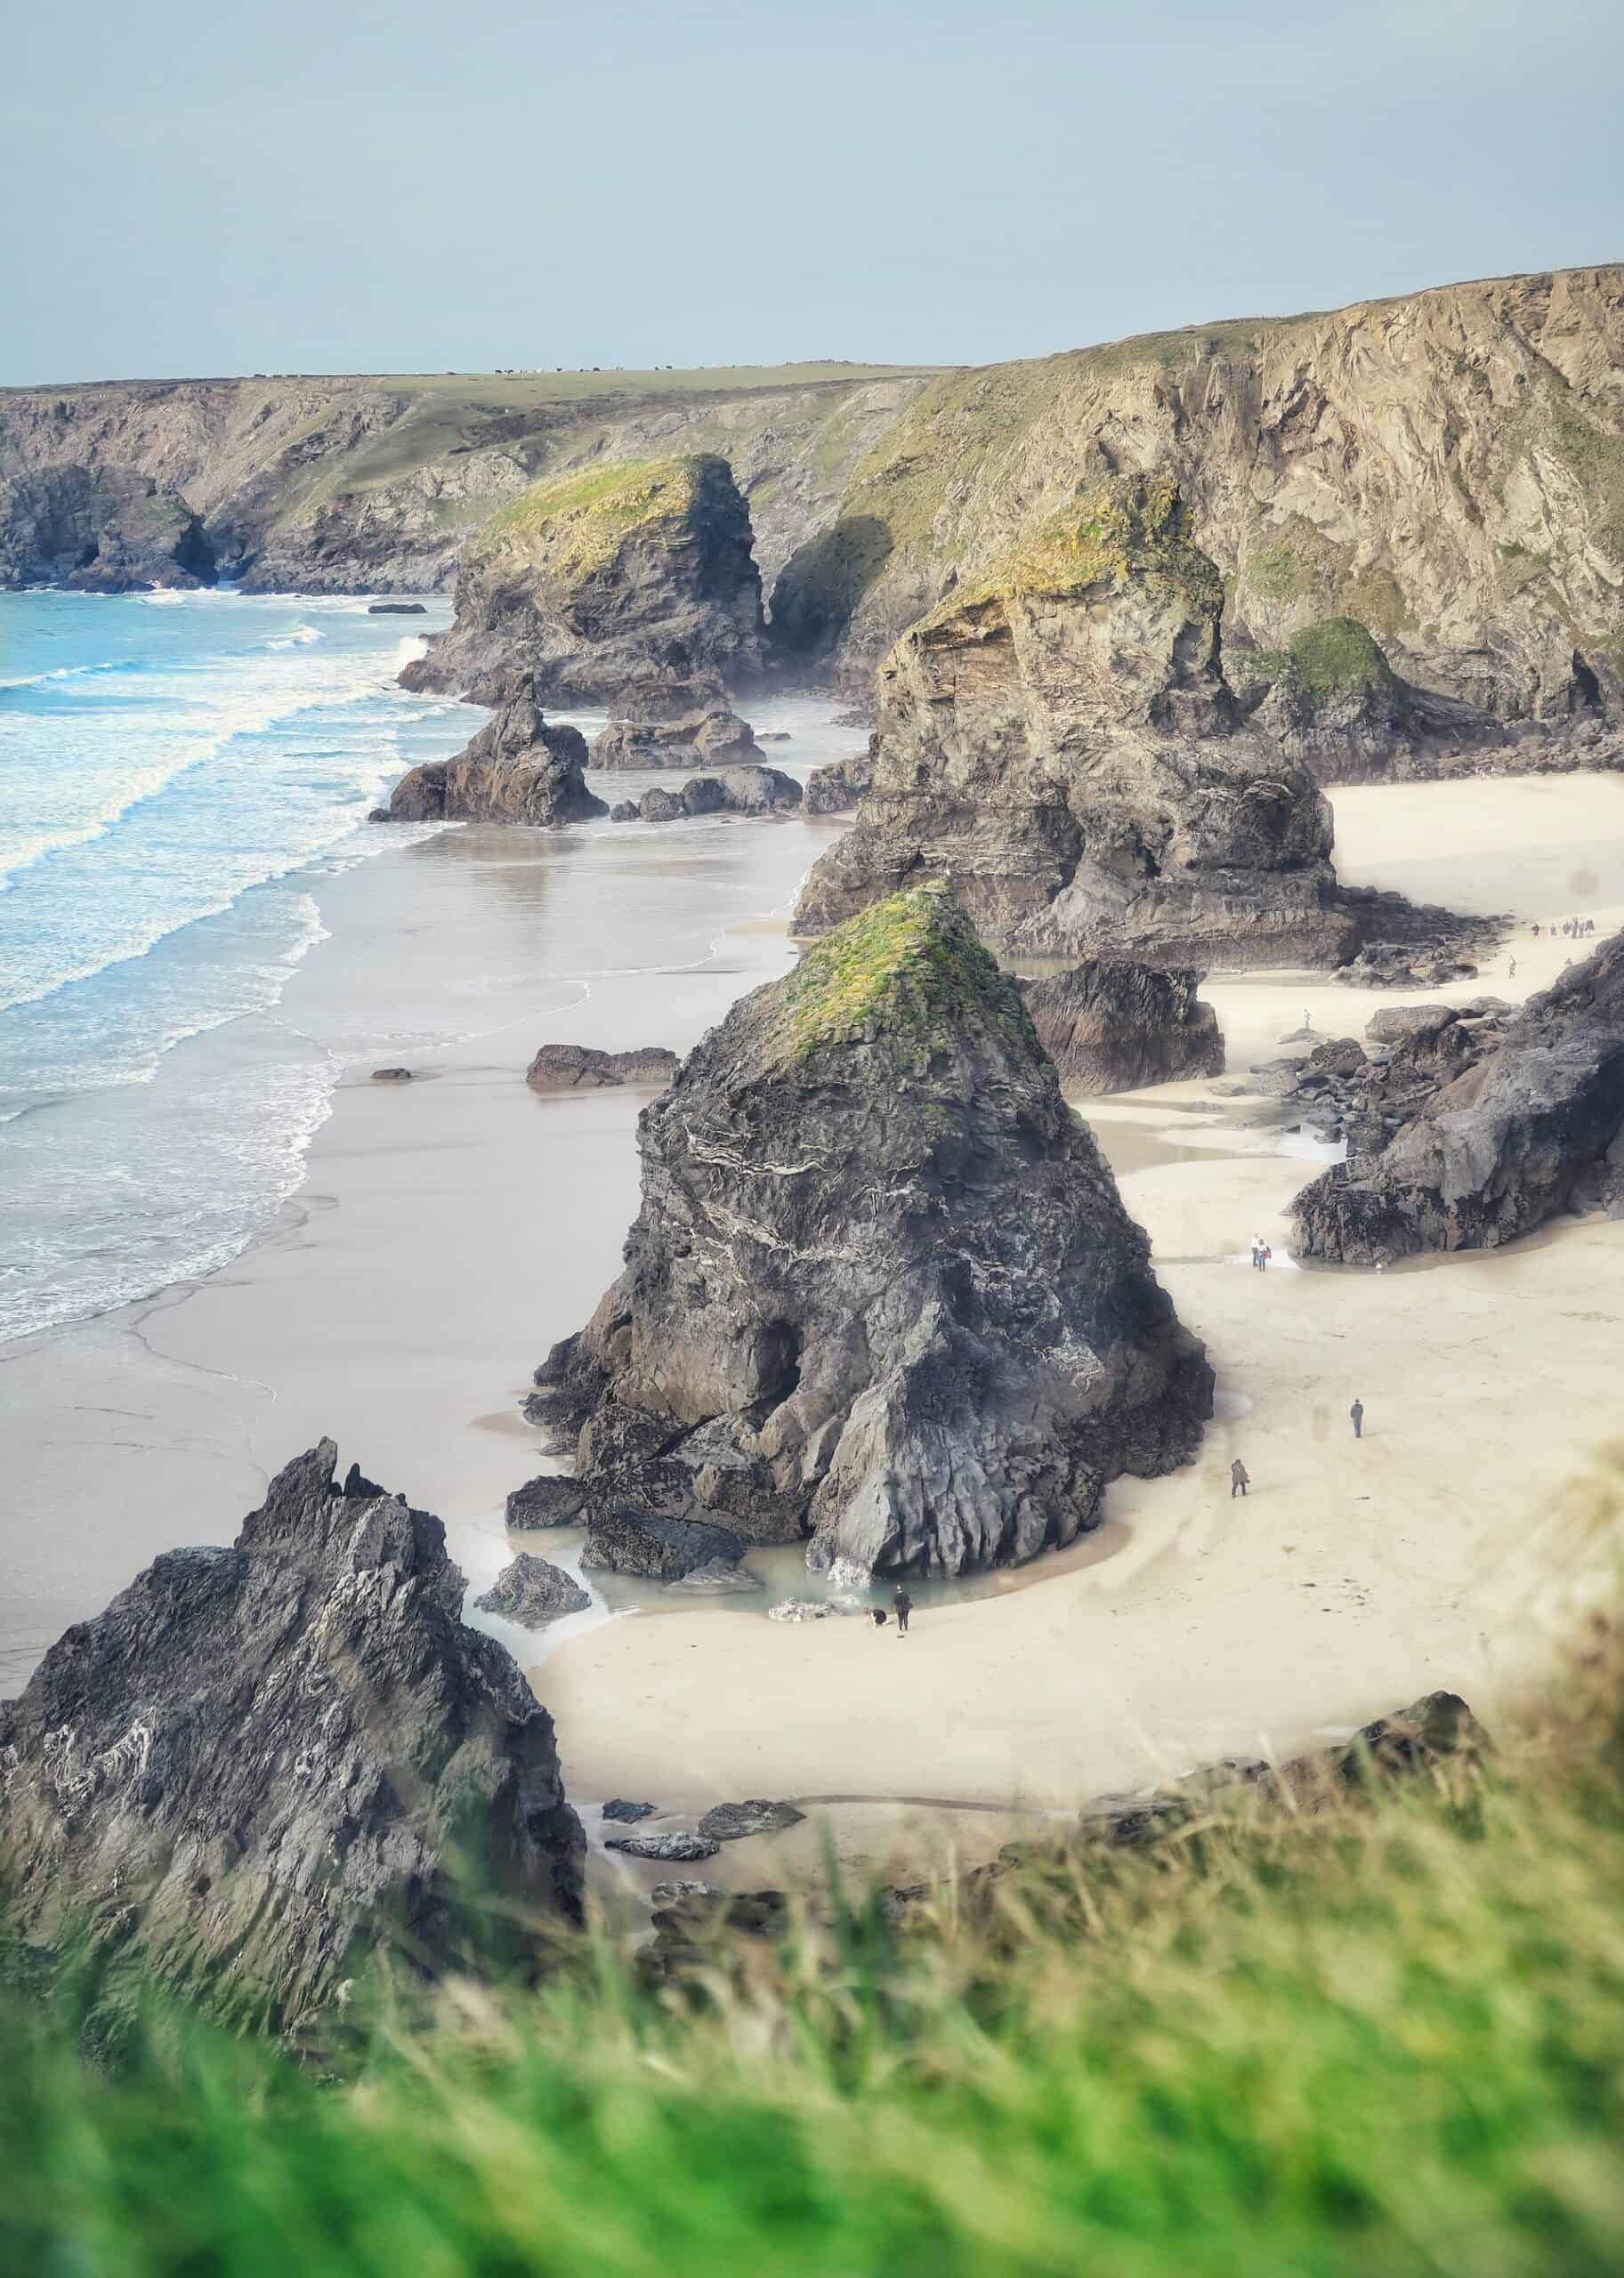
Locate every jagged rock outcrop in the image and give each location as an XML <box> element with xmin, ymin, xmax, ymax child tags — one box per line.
<box><xmin>0</xmin><ymin>1444</ymin><xmax>583</xmax><ymax>2024</ymax></box>
<box><xmin>771</xmin><ymin>266</ymin><xmax>1624</xmax><ymax>732</ymax></box>
<box><xmin>1017</xmin><ymin>961</ymin><xmax>1224</xmax><ymax>1094</ymax></box>
<box><xmin>615</xmin><ymin>768</ymin><xmax>803</xmax><ymax>823</ymax></box>
<box><xmin>0</xmin><ymin>464</ymin><xmax>215</xmax><ymax>591</ymax></box>
<box><xmin>505</xmin><ymin>1474</ymin><xmax>590</xmax><ymax>1528</ymax></box>
<box><xmin>384</xmin><ymin>679</ymin><xmax>606</xmax><ymax>825</ymax></box>
<box><xmin>474</xmin><ymin>1554</ymin><xmax>590</xmax><ymax>1623</ymax></box>
<box><xmin>526</xmin><ymin>1043</ymin><xmax>679</xmax><ymax>1092</ymax></box>
<box><xmin>399</xmin><ymin>456</ymin><xmax>765</xmax><ymax>707</ymax></box>
<box><xmin>525</xmin><ymin>884</ymin><xmax>1211</xmax><ymax>1578</ymax></box>
<box><xmin>1292</xmin><ymin>930</ymin><xmax>1624</xmax><ymax>1261</ymax></box>
<box><xmin>579</xmin><ymin>1507</ymin><xmax>747</xmax><ymax>1580</ymax></box>
<box><xmin>804</xmin><ymin>742</ymin><xmax>877</xmax><ymax>815</ymax></box>
<box><xmin>591</xmin><ymin>710</ymin><xmax>760</xmax><ymax>769</ymax></box>
<box><xmin>794</xmin><ymin>476</ymin><xmax>1453</xmax><ymax>969</ymax></box>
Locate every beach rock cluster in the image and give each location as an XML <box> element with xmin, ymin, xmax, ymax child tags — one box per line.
<box><xmin>0</xmin><ymin>464</ymin><xmax>215</xmax><ymax>591</ymax></box>
<box><xmin>474</xmin><ymin>1553</ymin><xmax>590</xmax><ymax>1624</ymax></box>
<box><xmin>792</xmin><ymin>477</ymin><xmax>1475</xmax><ymax>973</ymax></box>
<box><xmin>0</xmin><ymin>1443</ymin><xmax>583</xmax><ymax>2025</ymax></box>
<box><xmin>1276</xmin><ymin>1001</ymin><xmax>1515</xmax><ymax>1150</ymax></box>
<box><xmin>383</xmin><ymin>679</ymin><xmax>607</xmax><ymax>826</ymax></box>
<box><xmin>1293</xmin><ymin>929</ymin><xmax>1624</xmax><ymax>1261</ymax></box>
<box><xmin>610</xmin><ymin>767</ymin><xmax>802</xmax><ymax>823</ymax></box>
<box><xmin>524</xmin><ymin>881</ymin><xmax>1211</xmax><ymax>1579</ymax></box>
<box><xmin>591</xmin><ymin>709</ymin><xmax>761</xmax><ymax>769</ymax></box>
<box><xmin>399</xmin><ymin>455</ymin><xmax>765</xmax><ymax>708</ymax></box>
<box><xmin>526</xmin><ymin>1043</ymin><xmax>680</xmax><ymax>1092</ymax></box>
<box><xmin>1017</xmin><ymin>960</ymin><xmax>1224</xmax><ymax>1095</ymax></box>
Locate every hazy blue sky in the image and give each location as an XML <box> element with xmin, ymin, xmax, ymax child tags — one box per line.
<box><xmin>4</xmin><ymin>0</ymin><xmax>1620</xmax><ymax>383</ymax></box>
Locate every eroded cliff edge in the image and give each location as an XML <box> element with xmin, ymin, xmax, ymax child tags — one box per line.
<box><xmin>527</xmin><ymin>884</ymin><xmax>1212</xmax><ymax>1579</ymax></box>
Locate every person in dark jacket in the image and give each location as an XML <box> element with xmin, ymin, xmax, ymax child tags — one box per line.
<box><xmin>893</xmin><ymin>1584</ymin><xmax>912</xmax><ymax>1636</ymax></box>
<box><xmin>1351</xmin><ymin>1399</ymin><xmax>1364</xmax><ymax>1440</ymax></box>
<box><xmin>1231</xmin><ymin>1458</ymin><xmax>1250</xmax><ymax>1498</ymax></box>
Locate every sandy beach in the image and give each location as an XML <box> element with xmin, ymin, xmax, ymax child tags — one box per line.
<box><xmin>5</xmin><ymin>760</ymin><xmax>1624</xmax><ymax>1893</ymax></box>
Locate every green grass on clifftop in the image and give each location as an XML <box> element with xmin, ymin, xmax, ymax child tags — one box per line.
<box><xmin>919</xmin><ymin>473</ymin><xmax>1224</xmax><ymax>629</ymax></box>
<box><xmin>769</xmin><ymin>883</ymin><xmax>1032</xmax><ymax>1069</ymax></box>
<box><xmin>7</xmin><ymin>1579</ymin><xmax>1624</xmax><ymax>2275</ymax></box>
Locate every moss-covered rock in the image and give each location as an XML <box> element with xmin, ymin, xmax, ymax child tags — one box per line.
<box><xmin>401</xmin><ymin>453</ymin><xmax>765</xmax><ymax>707</ymax></box>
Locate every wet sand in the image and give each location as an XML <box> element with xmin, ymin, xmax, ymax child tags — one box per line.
<box><xmin>4</xmin><ymin>762</ymin><xmax>1624</xmax><ymax>1891</ymax></box>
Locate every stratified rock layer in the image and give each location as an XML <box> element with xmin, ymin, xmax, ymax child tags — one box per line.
<box><xmin>528</xmin><ymin>883</ymin><xmax>1211</xmax><ymax>1577</ymax></box>
<box><xmin>1292</xmin><ymin>929</ymin><xmax>1624</xmax><ymax>1262</ymax></box>
<box><xmin>0</xmin><ymin>1444</ymin><xmax>583</xmax><ymax>2024</ymax></box>
<box><xmin>794</xmin><ymin>478</ymin><xmax>1406</xmax><ymax>969</ymax></box>
<box><xmin>1018</xmin><ymin>961</ymin><xmax>1224</xmax><ymax>1094</ymax></box>
<box><xmin>386</xmin><ymin>679</ymin><xmax>606</xmax><ymax>824</ymax></box>
<box><xmin>400</xmin><ymin>456</ymin><xmax>765</xmax><ymax>707</ymax></box>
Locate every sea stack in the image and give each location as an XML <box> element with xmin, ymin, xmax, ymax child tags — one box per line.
<box><xmin>528</xmin><ymin>883</ymin><xmax>1212</xmax><ymax>1578</ymax></box>
<box><xmin>1017</xmin><ymin>961</ymin><xmax>1224</xmax><ymax>1094</ymax></box>
<box><xmin>385</xmin><ymin>676</ymin><xmax>607</xmax><ymax>824</ymax></box>
<box><xmin>400</xmin><ymin>454</ymin><xmax>765</xmax><ymax>708</ymax></box>
<box><xmin>793</xmin><ymin>476</ymin><xmax>1394</xmax><ymax>969</ymax></box>
<box><xmin>0</xmin><ymin>1444</ymin><xmax>584</xmax><ymax>2024</ymax></box>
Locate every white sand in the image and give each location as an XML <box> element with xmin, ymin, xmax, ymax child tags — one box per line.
<box><xmin>5</xmin><ymin>765</ymin><xmax>1624</xmax><ymax>1892</ymax></box>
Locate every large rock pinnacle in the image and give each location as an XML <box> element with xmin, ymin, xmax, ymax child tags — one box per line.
<box><xmin>529</xmin><ymin>883</ymin><xmax>1212</xmax><ymax>1578</ymax></box>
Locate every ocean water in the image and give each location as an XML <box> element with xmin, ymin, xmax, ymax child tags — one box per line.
<box><xmin>0</xmin><ymin>589</ymin><xmax>471</xmax><ymax>1342</ymax></box>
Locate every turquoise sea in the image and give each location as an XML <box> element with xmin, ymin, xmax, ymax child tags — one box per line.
<box><xmin>0</xmin><ymin>589</ymin><xmax>470</xmax><ymax>1341</ymax></box>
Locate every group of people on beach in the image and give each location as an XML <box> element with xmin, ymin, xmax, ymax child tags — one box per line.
<box><xmin>1531</xmin><ymin>917</ymin><xmax>1596</xmax><ymax>940</ymax></box>
<box><xmin>1249</xmin><ymin>1233</ymin><xmax>1273</xmax><ymax>1271</ymax></box>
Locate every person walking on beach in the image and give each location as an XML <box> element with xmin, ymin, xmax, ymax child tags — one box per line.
<box><xmin>1231</xmin><ymin>1458</ymin><xmax>1249</xmax><ymax>1498</ymax></box>
<box><xmin>1350</xmin><ymin>1398</ymin><xmax>1364</xmax><ymax>1440</ymax></box>
<box><xmin>893</xmin><ymin>1584</ymin><xmax>912</xmax><ymax>1636</ymax></box>
<box><xmin>1509</xmin><ymin>957</ymin><xmax>1517</xmax><ymax>980</ymax></box>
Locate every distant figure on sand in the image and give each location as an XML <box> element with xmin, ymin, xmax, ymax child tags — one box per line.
<box><xmin>1509</xmin><ymin>957</ymin><xmax>1517</xmax><ymax>980</ymax></box>
<box><xmin>893</xmin><ymin>1585</ymin><xmax>912</xmax><ymax>1636</ymax></box>
<box><xmin>1231</xmin><ymin>1458</ymin><xmax>1249</xmax><ymax>1498</ymax></box>
<box><xmin>870</xmin><ymin>1606</ymin><xmax>887</xmax><ymax>1629</ymax></box>
<box><xmin>1350</xmin><ymin>1398</ymin><xmax>1364</xmax><ymax>1440</ymax></box>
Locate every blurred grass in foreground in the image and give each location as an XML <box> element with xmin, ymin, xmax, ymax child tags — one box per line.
<box><xmin>6</xmin><ymin>1471</ymin><xmax>1624</xmax><ymax>2276</ymax></box>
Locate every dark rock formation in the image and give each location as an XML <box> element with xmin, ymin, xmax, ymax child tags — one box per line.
<box><xmin>474</xmin><ymin>1554</ymin><xmax>590</xmax><ymax>1623</ymax></box>
<box><xmin>1332</xmin><ymin>939</ymin><xmax>1486</xmax><ymax>990</ymax></box>
<box><xmin>792</xmin><ymin>478</ymin><xmax>1479</xmax><ymax>973</ymax></box>
<box><xmin>525</xmin><ymin>1043</ymin><xmax>680</xmax><ymax>1092</ymax></box>
<box><xmin>618</xmin><ymin>768</ymin><xmax>803</xmax><ymax>823</ymax></box>
<box><xmin>0</xmin><ymin>464</ymin><xmax>214</xmax><ymax>591</ymax></box>
<box><xmin>697</xmin><ymin>1800</ymin><xmax>806</xmax><ymax>1841</ymax></box>
<box><xmin>505</xmin><ymin>1474</ymin><xmax>590</xmax><ymax>1528</ymax></box>
<box><xmin>0</xmin><ymin>1443</ymin><xmax>583</xmax><ymax>2024</ymax></box>
<box><xmin>400</xmin><ymin>456</ymin><xmax>765</xmax><ymax>707</ymax></box>
<box><xmin>669</xmin><ymin>1558</ymin><xmax>764</xmax><ymax>1594</ymax></box>
<box><xmin>610</xmin><ymin>800</ymin><xmax>640</xmax><ymax>822</ymax></box>
<box><xmin>579</xmin><ymin>1507</ymin><xmax>747</xmax><ymax>1580</ymax></box>
<box><xmin>602</xmin><ymin>1799</ymin><xmax>657</xmax><ymax>1823</ymax></box>
<box><xmin>368</xmin><ymin>601</ymin><xmax>426</xmax><ymax>614</ymax></box>
<box><xmin>591</xmin><ymin>709</ymin><xmax>760</xmax><ymax>769</ymax></box>
<box><xmin>1293</xmin><ymin>929</ymin><xmax>1624</xmax><ymax>1261</ymax></box>
<box><xmin>526</xmin><ymin>882</ymin><xmax>1211</xmax><ymax>1579</ymax></box>
<box><xmin>371</xmin><ymin>1066</ymin><xmax>414</xmax><ymax>1082</ymax></box>
<box><xmin>604</xmin><ymin>1829</ymin><xmax>721</xmax><ymax>1862</ymax></box>
<box><xmin>385</xmin><ymin>679</ymin><xmax>607</xmax><ymax>826</ymax></box>
<box><xmin>804</xmin><ymin>742</ymin><xmax>877</xmax><ymax>815</ymax></box>
<box><xmin>1016</xmin><ymin>960</ymin><xmax>1224</xmax><ymax>1094</ymax></box>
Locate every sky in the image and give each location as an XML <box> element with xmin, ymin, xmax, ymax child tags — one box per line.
<box><xmin>3</xmin><ymin>0</ymin><xmax>1621</xmax><ymax>384</ymax></box>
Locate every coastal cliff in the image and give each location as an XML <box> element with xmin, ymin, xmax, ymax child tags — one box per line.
<box><xmin>527</xmin><ymin>883</ymin><xmax>1212</xmax><ymax>1579</ymax></box>
<box><xmin>770</xmin><ymin>265</ymin><xmax>1624</xmax><ymax>731</ymax></box>
<box><xmin>0</xmin><ymin>1443</ymin><xmax>583</xmax><ymax>2025</ymax></box>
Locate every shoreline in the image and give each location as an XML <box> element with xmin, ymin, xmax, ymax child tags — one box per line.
<box><xmin>4</xmin><ymin>762</ymin><xmax>1624</xmax><ymax>1889</ymax></box>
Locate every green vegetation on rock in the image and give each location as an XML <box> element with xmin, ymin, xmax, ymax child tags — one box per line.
<box><xmin>1251</xmin><ymin>616</ymin><xmax>1395</xmax><ymax>705</ymax></box>
<box><xmin>771</xmin><ymin>883</ymin><xmax>1031</xmax><ymax>1068</ymax></box>
<box><xmin>484</xmin><ymin>455</ymin><xmax>714</xmax><ymax>575</ymax></box>
<box><xmin>921</xmin><ymin>474</ymin><xmax>1223</xmax><ymax>628</ymax></box>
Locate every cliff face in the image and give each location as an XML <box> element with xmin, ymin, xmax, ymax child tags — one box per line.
<box><xmin>384</xmin><ymin>679</ymin><xmax>607</xmax><ymax>824</ymax></box>
<box><xmin>0</xmin><ymin>367</ymin><xmax>931</xmax><ymax>596</ymax></box>
<box><xmin>528</xmin><ymin>884</ymin><xmax>1212</xmax><ymax>1579</ymax></box>
<box><xmin>771</xmin><ymin>266</ymin><xmax>1624</xmax><ymax>726</ymax></box>
<box><xmin>793</xmin><ymin>477</ymin><xmax>1394</xmax><ymax>967</ymax></box>
<box><xmin>400</xmin><ymin>456</ymin><xmax>764</xmax><ymax>707</ymax></box>
<box><xmin>1290</xmin><ymin>929</ymin><xmax>1624</xmax><ymax>1264</ymax></box>
<box><xmin>0</xmin><ymin>464</ymin><xmax>214</xmax><ymax>589</ymax></box>
<box><xmin>0</xmin><ymin>1443</ymin><xmax>583</xmax><ymax>2025</ymax></box>
<box><xmin>1018</xmin><ymin>961</ymin><xmax>1224</xmax><ymax>1093</ymax></box>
